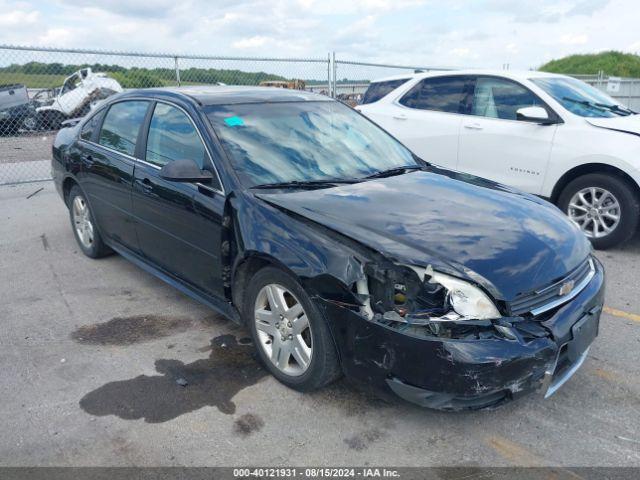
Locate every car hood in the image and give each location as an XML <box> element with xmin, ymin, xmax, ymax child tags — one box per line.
<box><xmin>586</xmin><ymin>114</ymin><xmax>640</xmax><ymax>135</ymax></box>
<box><xmin>255</xmin><ymin>169</ymin><xmax>591</xmax><ymax>301</ymax></box>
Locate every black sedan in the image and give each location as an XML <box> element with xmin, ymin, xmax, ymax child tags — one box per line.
<box><xmin>52</xmin><ymin>87</ymin><xmax>604</xmax><ymax>410</ymax></box>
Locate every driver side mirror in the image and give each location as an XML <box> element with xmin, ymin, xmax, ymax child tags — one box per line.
<box><xmin>516</xmin><ymin>106</ymin><xmax>554</xmax><ymax>124</ymax></box>
<box><xmin>159</xmin><ymin>159</ymin><xmax>213</xmax><ymax>183</ymax></box>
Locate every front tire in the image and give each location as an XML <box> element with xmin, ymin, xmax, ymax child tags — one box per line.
<box><xmin>558</xmin><ymin>173</ymin><xmax>639</xmax><ymax>249</ymax></box>
<box><xmin>244</xmin><ymin>267</ymin><xmax>342</xmax><ymax>392</ymax></box>
<box><xmin>68</xmin><ymin>186</ymin><xmax>112</xmax><ymax>258</ymax></box>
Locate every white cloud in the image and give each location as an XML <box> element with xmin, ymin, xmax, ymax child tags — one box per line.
<box><xmin>560</xmin><ymin>33</ymin><xmax>589</xmax><ymax>45</ymax></box>
<box><xmin>232</xmin><ymin>36</ymin><xmax>270</xmax><ymax>49</ymax></box>
<box><xmin>37</xmin><ymin>28</ymin><xmax>73</xmax><ymax>46</ymax></box>
<box><xmin>0</xmin><ymin>9</ymin><xmax>38</xmax><ymax>26</ymax></box>
<box><xmin>450</xmin><ymin>47</ymin><xmax>471</xmax><ymax>58</ymax></box>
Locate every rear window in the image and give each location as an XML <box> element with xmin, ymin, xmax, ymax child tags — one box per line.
<box><xmin>361</xmin><ymin>78</ymin><xmax>410</xmax><ymax>105</ymax></box>
<box><xmin>98</xmin><ymin>101</ymin><xmax>149</xmax><ymax>156</ymax></box>
<box><xmin>400</xmin><ymin>76</ymin><xmax>470</xmax><ymax>113</ymax></box>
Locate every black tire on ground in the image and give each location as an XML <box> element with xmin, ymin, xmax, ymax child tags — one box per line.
<box><xmin>244</xmin><ymin>266</ymin><xmax>342</xmax><ymax>392</ymax></box>
<box><xmin>68</xmin><ymin>185</ymin><xmax>112</xmax><ymax>258</ymax></box>
<box><xmin>557</xmin><ymin>173</ymin><xmax>640</xmax><ymax>250</ymax></box>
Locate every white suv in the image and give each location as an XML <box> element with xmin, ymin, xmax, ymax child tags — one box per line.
<box><xmin>357</xmin><ymin>70</ymin><xmax>640</xmax><ymax>249</ymax></box>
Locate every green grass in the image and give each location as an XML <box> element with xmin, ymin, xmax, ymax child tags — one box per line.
<box><xmin>539</xmin><ymin>51</ymin><xmax>640</xmax><ymax>77</ymax></box>
<box><xmin>0</xmin><ymin>72</ymin><xmax>67</xmax><ymax>88</ymax></box>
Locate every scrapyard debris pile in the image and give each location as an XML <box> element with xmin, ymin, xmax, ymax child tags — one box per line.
<box><xmin>0</xmin><ymin>68</ymin><xmax>122</xmax><ymax>135</ymax></box>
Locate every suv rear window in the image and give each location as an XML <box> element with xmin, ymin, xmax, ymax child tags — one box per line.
<box><xmin>400</xmin><ymin>76</ymin><xmax>471</xmax><ymax>113</ymax></box>
<box><xmin>361</xmin><ymin>79</ymin><xmax>410</xmax><ymax>105</ymax></box>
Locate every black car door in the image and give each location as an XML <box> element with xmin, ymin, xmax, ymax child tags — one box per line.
<box><xmin>77</xmin><ymin>100</ymin><xmax>150</xmax><ymax>252</ymax></box>
<box><xmin>131</xmin><ymin>101</ymin><xmax>225</xmax><ymax>298</ymax></box>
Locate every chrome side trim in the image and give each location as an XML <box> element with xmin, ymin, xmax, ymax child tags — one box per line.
<box><xmin>544</xmin><ymin>346</ymin><xmax>590</xmax><ymax>398</ymax></box>
<box><xmin>530</xmin><ymin>258</ymin><xmax>596</xmax><ymax>316</ymax></box>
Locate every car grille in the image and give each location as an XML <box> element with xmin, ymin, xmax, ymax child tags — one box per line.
<box><xmin>509</xmin><ymin>258</ymin><xmax>595</xmax><ymax>317</ymax></box>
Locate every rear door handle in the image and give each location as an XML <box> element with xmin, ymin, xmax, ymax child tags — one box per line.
<box><xmin>392</xmin><ymin>114</ymin><xmax>408</xmax><ymax>121</ymax></box>
<box><xmin>136</xmin><ymin>177</ymin><xmax>154</xmax><ymax>194</ymax></box>
<box><xmin>464</xmin><ymin>123</ymin><xmax>483</xmax><ymax>130</ymax></box>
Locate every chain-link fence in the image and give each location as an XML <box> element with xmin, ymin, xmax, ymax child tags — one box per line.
<box><xmin>2</xmin><ymin>44</ymin><xmax>640</xmax><ymax>186</ymax></box>
<box><xmin>0</xmin><ymin>45</ymin><xmax>338</xmax><ymax>185</ymax></box>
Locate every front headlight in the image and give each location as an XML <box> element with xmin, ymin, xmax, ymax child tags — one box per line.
<box><xmin>427</xmin><ymin>269</ymin><xmax>501</xmax><ymax>320</ymax></box>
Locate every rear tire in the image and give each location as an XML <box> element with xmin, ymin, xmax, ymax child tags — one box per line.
<box><xmin>244</xmin><ymin>266</ymin><xmax>342</xmax><ymax>392</ymax></box>
<box><xmin>68</xmin><ymin>186</ymin><xmax>112</xmax><ymax>258</ymax></box>
<box><xmin>558</xmin><ymin>173</ymin><xmax>639</xmax><ymax>249</ymax></box>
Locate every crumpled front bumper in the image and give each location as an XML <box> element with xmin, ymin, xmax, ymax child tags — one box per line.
<box><xmin>316</xmin><ymin>258</ymin><xmax>605</xmax><ymax>410</ymax></box>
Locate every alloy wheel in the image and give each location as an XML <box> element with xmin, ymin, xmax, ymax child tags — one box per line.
<box><xmin>72</xmin><ymin>196</ymin><xmax>94</xmax><ymax>248</ymax></box>
<box><xmin>254</xmin><ymin>283</ymin><xmax>313</xmax><ymax>376</ymax></box>
<box><xmin>567</xmin><ymin>187</ymin><xmax>621</xmax><ymax>239</ymax></box>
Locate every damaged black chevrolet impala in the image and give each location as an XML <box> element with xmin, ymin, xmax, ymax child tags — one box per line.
<box><xmin>52</xmin><ymin>87</ymin><xmax>604</xmax><ymax>410</ymax></box>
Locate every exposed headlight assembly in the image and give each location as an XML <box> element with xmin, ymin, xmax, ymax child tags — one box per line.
<box><xmin>358</xmin><ymin>263</ymin><xmax>501</xmax><ymax>324</ymax></box>
<box><xmin>426</xmin><ymin>267</ymin><xmax>501</xmax><ymax>321</ymax></box>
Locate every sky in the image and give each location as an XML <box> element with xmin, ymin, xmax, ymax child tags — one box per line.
<box><xmin>0</xmin><ymin>0</ymin><xmax>638</xmax><ymax>70</ymax></box>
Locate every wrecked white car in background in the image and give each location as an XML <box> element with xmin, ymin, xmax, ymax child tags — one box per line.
<box><xmin>27</xmin><ymin>68</ymin><xmax>122</xmax><ymax>130</ymax></box>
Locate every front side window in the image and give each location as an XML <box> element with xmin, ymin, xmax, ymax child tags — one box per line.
<box><xmin>399</xmin><ymin>76</ymin><xmax>470</xmax><ymax>113</ymax></box>
<box><xmin>531</xmin><ymin>77</ymin><xmax>625</xmax><ymax>118</ymax></box>
<box><xmin>471</xmin><ymin>77</ymin><xmax>543</xmax><ymax>120</ymax></box>
<box><xmin>145</xmin><ymin>103</ymin><xmax>208</xmax><ymax>168</ymax></box>
<box><xmin>206</xmin><ymin>100</ymin><xmax>417</xmax><ymax>188</ymax></box>
<box><xmin>361</xmin><ymin>78</ymin><xmax>410</xmax><ymax>105</ymax></box>
<box><xmin>98</xmin><ymin>101</ymin><xmax>148</xmax><ymax>156</ymax></box>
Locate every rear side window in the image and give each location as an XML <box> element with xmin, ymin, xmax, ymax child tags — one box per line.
<box><xmin>400</xmin><ymin>76</ymin><xmax>470</xmax><ymax>113</ymax></box>
<box><xmin>80</xmin><ymin>112</ymin><xmax>102</xmax><ymax>141</ymax></box>
<box><xmin>145</xmin><ymin>103</ymin><xmax>208</xmax><ymax>168</ymax></box>
<box><xmin>98</xmin><ymin>101</ymin><xmax>149</xmax><ymax>156</ymax></box>
<box><xmin>471</xmin><ymin>77</ymin><xmax>543</xmax><ymax>120</ymax></box>
<box><xmin>361</xmin><ymin>79</ymin><xmax>409</xmax><ymax>105</ymax></box>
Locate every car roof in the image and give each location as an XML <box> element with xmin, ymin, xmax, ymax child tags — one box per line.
<box><xmin>120</xmin><ymin>86</ymin><xmax>332</xmax><ymax>106</ymax></box>
<box><xmin>369</xmin><ymin>69</ymin><xmax>569</xmax><ymax>84</ymax></box>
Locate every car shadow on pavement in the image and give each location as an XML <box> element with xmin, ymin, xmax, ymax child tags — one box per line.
<box><xmin>79</xmin><ymin>334</ymin><xmax>267</xmax><ymax>423</ymax></box>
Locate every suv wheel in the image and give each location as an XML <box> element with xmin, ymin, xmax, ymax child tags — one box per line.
<box><xmin>244</xmin><ymin>266</ymin><xmax>342</xmax><ymax>391</ymax></box>
<box><xmin>558</xmin><ymin>173</ymin><xmax>639</xmax><ymax>249</ymax></box>
<box><xmin>68</xmin><ymin>186</ymin><xmax>112</xmax><ymax>258</ymax></box>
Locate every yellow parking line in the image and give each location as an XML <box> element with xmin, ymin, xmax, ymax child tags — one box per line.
<box><xmin>485</xmin><ymin>436</ymin><xmax>585</xmax><ymax>479</ymax></box>
<box><xmin>603</xmin><ymin>306</ymin><xmax>640</xmax><ymax>323</ymax></box>
<box><xmin>485</xmin><ymin>435</ymin><xmax>542</xmax><ymax>467</ymax></box>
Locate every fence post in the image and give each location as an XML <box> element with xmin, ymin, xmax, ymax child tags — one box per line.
<box><xmin>332</xmin><ymin>51</ymin><xmax>337</xmax><ymax>98</ymax></box>
<box><xmin>327</xmin><ymin>53</ymin><xmax>331</xmax><ymax>97</ymax></box>
<box><xmin>174</xmin><ymin>56</ymin><xmax>181</xmax><ymax>86</ymax></box>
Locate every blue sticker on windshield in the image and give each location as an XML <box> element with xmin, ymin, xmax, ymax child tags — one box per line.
<box><xmin>224</xmin><ymin>116</ymin><xmax>245</xmax><ymax>127</ymax></box>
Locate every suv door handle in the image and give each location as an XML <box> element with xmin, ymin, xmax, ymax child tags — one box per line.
<box><xmin>464</xmin><ymin>123</ymin><xmax>483</xmax><ymax>130</ymax></box>
<box><xmin>392</xmin><ymin>114</ymin><xmax>408</xmax><ymax>120</ymax></box>
<box><xmin>81</xmin><ymin>154</ymin><xmax>94</xmax><ymax>165</ymax></box>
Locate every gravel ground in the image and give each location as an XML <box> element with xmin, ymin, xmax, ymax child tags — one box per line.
<box><xmin>1</xmin><ymin>182</ymin><xmax>639</xmax><ymax>468</ymax></box>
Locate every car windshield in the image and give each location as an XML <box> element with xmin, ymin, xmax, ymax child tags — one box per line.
<box><xmin>531</xmin><ymin>76</ymin><xmax>632</xmax><ymax>118</ymax></box>
<box><xmin>205</xmin><ymin>100</ymin><xmax>417</xmax><ymax>188</ymax></box>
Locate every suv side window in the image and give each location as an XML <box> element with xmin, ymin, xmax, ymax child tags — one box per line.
<box><xmin>98</xmin><ymin>101</ymin><xmax>149</xmax><ymax>156</ymax></box>
<box><xmin>361</xmin><ymin>78</ymin><xmax>410</xmax><ymax>105</ymax></box>
<box><xmin>399</xmin><ymin>76</ymin><xmax>470</xmax><ymax>113</ymax></box>
<box><xmin>145</xmin><ymin>103</ymin><xmax>208</xmax><ymax>169</ymax></box>
<box><xmin>471</xmin><ymin>77</ymin><xmax>543</xmax><ymax>121</ymax></box>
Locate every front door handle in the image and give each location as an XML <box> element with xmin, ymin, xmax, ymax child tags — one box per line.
<box><xmin>392</xmin><ymin>114</ymin><xmax>408</xmax><ymax>121</ymax></box>
<box><xmin>464</xmin><ymin>123</ymin><xmax>483</xmax><ymax>130</ymax></box>
<box><xmin>81</xmin><ymin>154</ymin><xmax>94</xmax><ymax>166</ymax></box>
